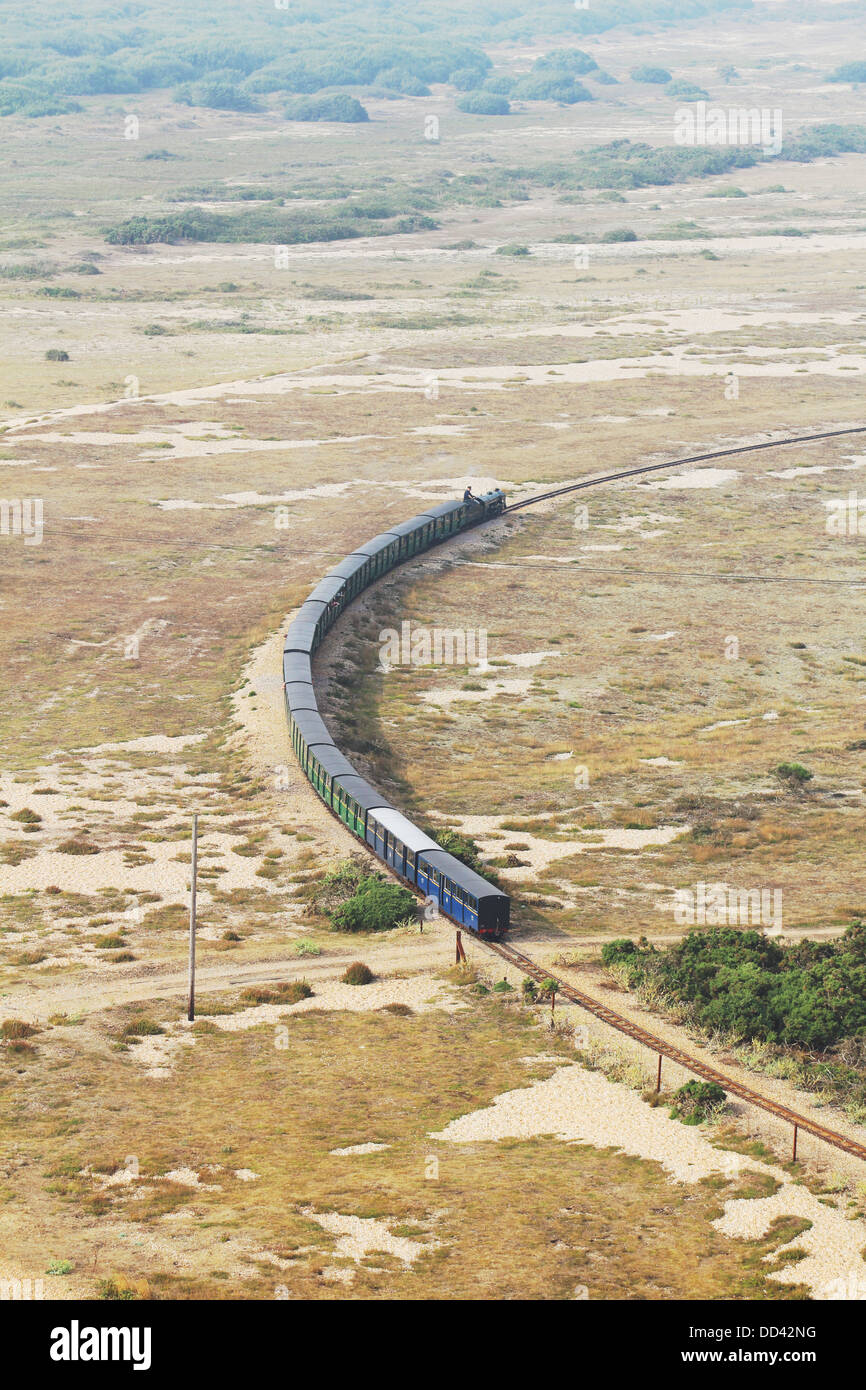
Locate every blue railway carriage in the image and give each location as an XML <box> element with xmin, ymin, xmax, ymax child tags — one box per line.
<box><xmin>416</xmin><ymin>850</ymin><xmax>509</xmax><ymax>938</ymax></box>
<box><xmin>365</xmin><ymin>805</ymin><xmax>508</xmax><ymax>938</ymax></box>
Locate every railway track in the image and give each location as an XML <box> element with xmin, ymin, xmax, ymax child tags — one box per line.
<box><xmin>504</xmin><ymin>423</ymin><xmax>866</xmax><ymax>513</ymax></box>
<box><xmin>478</xmin><ymin>422</ymin><xmax>866</xmax><ymax>1165</ymax></box>
<box><xmin>481</xmin><ymin>938</ymin><xmax>866</xmax><ymax>1165</ymax></box>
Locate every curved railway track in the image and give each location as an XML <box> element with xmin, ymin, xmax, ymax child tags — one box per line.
<box><xmin>293</xmin><ymin>420</ymin><xmax>866</xmax><ymax>1167</ymax></box>
<box><xmin>503</xmin><ymin>422</ymin><xmax>866</xmax><ymax>512</ymax></box>
<box><xmin>477</xmin><ymin>422</ymin><xmax>866</xmax><ymax>1166</ymax></box>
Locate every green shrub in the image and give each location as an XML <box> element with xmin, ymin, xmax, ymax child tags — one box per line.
<box><xmin>601</xmin><ymin>227</ymin><xmax>638</xmax><ymax>242</ymax></box>
<box><xmin>342</xmin><ymin>961</ymin><xmax>374</xmax><ymax>985</ymax></box>
<box><xmin>670</xmin><ymin>1080</ymin><xmax>727</xmax><ymax>1123</ymax></box>
<box><xmin>456</xmin><ymin>91</ymin><xmax>510</xmax><ymax>115</ymax></box>
<box><xmin>533</xmin><ymin>49</ymin><xmax>597</xmax><ymax>76</ymax></box>
<box><xmin>827</xmin><ymin>62</ymin><xmax>866</xmax><ymax>84</ymax></box>
<box><xmin>513</xmin><ymin>74</ymin><xmax>592</xmax><ymax>103</ymax></box>
<box><xmin>284</xmin><ymin>94</ymin><xmax>369</xmax><ymax>123</ymax></box>
<box><xmin>606</xmin><ymin>924</ymin><xmax>866</xmax><ymax>1050</ymax></box>
<box><xmin>665</xmin><ymin>80</ymin><xmax>709</xmax><ymax>99</ymax></box>
<box><xmin>631</xmin><ymin>65</ymin><xmax>672</xmax><ymax>84</ymax></box>
<box><xmin>175</xmin><ymin>76</ymin><xmax>261</xmax><ymax>112</ymax></box>
<box><xmin>121</xmin><ymin>1018</ymin><xmax>164</xmax><ymax>1038</ymax></box>
<box><xmin>601</xmin><ymin>938</ymin><xmax>638</xmax><ymax>967</ymax></box>
<box><xmin>451</xmin><ymin>67</ymin><xmax>485</xmax><ymax>91</ymax></box>
<box><xmin>330</xmin><ymin>877</ymin><xmax>417</xmax><ymax>934</ymax></box>
<box><xmin>95</xmin><ymin>935</ymin><xmax>126</xmax><ymax>949</ymax></box>
<box><xmin>775</xmin><ymin>762</ymin><xmax>813</xmax><ymax>786</ymax></box>
<box><xmin>46</xmin><ymin>349</ymin><xmax>70</xmax><ymax>361</ymax></box>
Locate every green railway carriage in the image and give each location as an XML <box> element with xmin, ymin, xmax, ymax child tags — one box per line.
<box><xmin>282</xmin><ymin>487</ymin><xmax>510</xmax><ymax>938</ymax></box>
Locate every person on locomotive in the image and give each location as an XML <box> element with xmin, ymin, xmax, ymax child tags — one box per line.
<box><xmin>463</xmin><ymin>485</ymin><xmax>480</xmax><ymax>504</ymax></box>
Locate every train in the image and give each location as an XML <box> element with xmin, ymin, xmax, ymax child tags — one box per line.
<box><xmin>283</xmin><ymin>488</ymin><xmax>511</xmax><ymax>938</ymax></box>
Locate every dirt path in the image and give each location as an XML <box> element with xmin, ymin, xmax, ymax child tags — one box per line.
<box><xmin>0</xmin><ymin>920</ymin><xmax>469</xmax><ymax>1022</ymax></box>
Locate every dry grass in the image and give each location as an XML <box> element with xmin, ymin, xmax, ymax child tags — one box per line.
<box><xmin>0</xmin><ymin>982</ymin><xmax>807</xmax><ymax>1299</ymax></box>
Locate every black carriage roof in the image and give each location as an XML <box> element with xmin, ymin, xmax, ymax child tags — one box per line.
<box><xmin>350</xmin><ymin>530</ymin><xmax>401</xmax><ymax>558</ymax></box>
<box><xmin>420</xmin><ymin>848</ymin><xmax>508</xmax><ymax>901</ymax></box>
<box><xmin>325</xmin><ymin>553</ymin><xmax>369</xmax><ymax>582</ymax></box>
<box><xmin>307</xmin><ymin>574</ymin><xmax>347</xmax><ymax>606</ymax></box>
<box><xmin>283</xmin><ymin>623</ymin><xmax>316</xmax><ymax>654</ymax></box>
<box><xmin>336</xmin><ymin>774</ymin><xmax>393</xmax><ymax>812</ymax></box>
<box><xmin>422</xmin><ymin>499</ymin><xmax>466</xmax><ymax>519</ymax></box>
<box><xmin>291</xmin><ymin>709</ymin><xmax>335</xmax><ymax>747</ymax></box>
<box><xmin>283</xmin><ymin>651</ymin><xmax>312</xmax><ymax>683</ymax></box>
<box><xmin>314</xmin><ymin>743</ymin><xmax>360</xmax><ymax>779</ymax></box>
<box><xmin>385</xmin><ymin>514</ymin><xmax>437</xmax><ymax>537</ymax></box>
<box><xmin>285</xmin><ymin>681</ymin><xmax>318</xmax><ymax>712</ymax></box>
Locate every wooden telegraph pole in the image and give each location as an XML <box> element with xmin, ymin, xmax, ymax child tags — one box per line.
<box><xmin>187</xmin><ymin>813</ymin><xmax>198</xmax><ymax>1022</ymax></box>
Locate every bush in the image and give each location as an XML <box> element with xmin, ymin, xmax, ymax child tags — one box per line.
<box><xmin>601</xmin><ymin>938</ymin><xmax>638</xmax><ymax>967</ymax></box>
<box><xmin>665</xmin><ymin>80</ymin><xmax>709</xmax><ymax>99</ymax></box>
<box><xmin>121</xmin><ymin>1018</ymin><xmax>164</xmax><ymax>1038</ymax></box>
<box><xmin>175</xmin><ymin>76</ymin><xmax>261</xmax><ymax>112</ymax></box>
<box><xmin>671</xmin><ymin>1080</ymin><xmax>726</xmax><ymax>1123</ymax></box>
<box><xmin>513</xmin><ymin>74</ymin><xmax>592</xmax><ymax>104</ymax></box>
<box><xmin>45</xmin><ymin>349</ymin><xmax>70</xmax><ymax>362</ymax></box>
<box><xmin>1</xmin><ymin>1019</ymin><xmax>36</xmax><ymax>1040</ymax></box>
<box><xmin>601</xmin><ymin>227</ymin><xmax>638</xmax><ymax>242</ymax></box>
<box><xmin>450</xmin><ymin>67</ymin><xmax>486</xmax><ymax>92</ymax></box>
<box><xmin>533</xmin><ymin>49</ymin><xmax>597</xmax><ymax>76</ymax></box>
<box><xmin>631</xmin><ymin>65</ymin><xmax>672</xmax><ymax>84</ymax></box>
<box><xmin>456</xmin><ymin>91</ymin><xmax>510</xmax><ymax>116</ymax></box>
<box><xmin>240</xmin><ymin>981</ymin><xmax>312</xmax><ymax>1005</ymax></box>
<box><xmin>342</xmin><ymin>961</ymin><xmax>374</xmax><ymax>985</ymax></box>
<box><xmin>330</xmin><ymin>877</ymin><xmax>417</xmax><ymax>934</ymax></box>
<box><xmin>827</xmin><ymin>62</ymin><xmax>866</xmax><ymax>84</ymax></box>
<box><xmin>606</xmin><ymin>924</ymin><xmax>866</xmax><ymax>1050</ymax></box>
<box><xmin>95</xmin><ymin>935</ymin><xmax>126</xmax><ymax>950</ymax></box>
<box><xmin>482</xmin><ymin>75</ymin><xmax>515</xmax><ymax>97</ymax></box>
<box><xmin>284</xmin><ymin>94</ymin><xmax>369</xmax><ymax>123</ymax></box>
<box><xmin>376</xmin><ymin>68</ymin><xmax>431</xmax><ymax>96</ymax></box>
<box><xmin>775</xmin><ymin>762</ymin><xmax>813</xmax><ymax>786</ymax></box>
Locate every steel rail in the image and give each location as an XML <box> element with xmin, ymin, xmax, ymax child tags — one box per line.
<box><xmin>504</xmin><ymin>423</ymin><xmax>866</xmax><ymax>512</ymax></box>
<box><xmin>480</xmin><ymin>938</ymin><xmax>866</xmax><ymax>1164</ymax></box>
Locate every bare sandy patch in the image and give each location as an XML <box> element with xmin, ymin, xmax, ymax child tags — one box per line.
<box><xmin>432</xmin><ymin>1060</ymin><xmax>866</xmax><ymax>1297</ymax></box>
<box><xmin>302</xmin><ymin>1208</ymin><xmax>434</xmax><ymax>1269</ymax></box>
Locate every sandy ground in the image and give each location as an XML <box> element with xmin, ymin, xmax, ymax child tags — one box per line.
<box><xmin>433</xmin><ymin>1059</ymin><xmax>866</xmax><ymax>1298</ymax></box>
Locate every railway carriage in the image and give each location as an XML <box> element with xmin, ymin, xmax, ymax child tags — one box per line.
<box><xmin>282</xmin><ymin>487</ymin><xmax>510</xmax><ymax>938</ymax></box>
